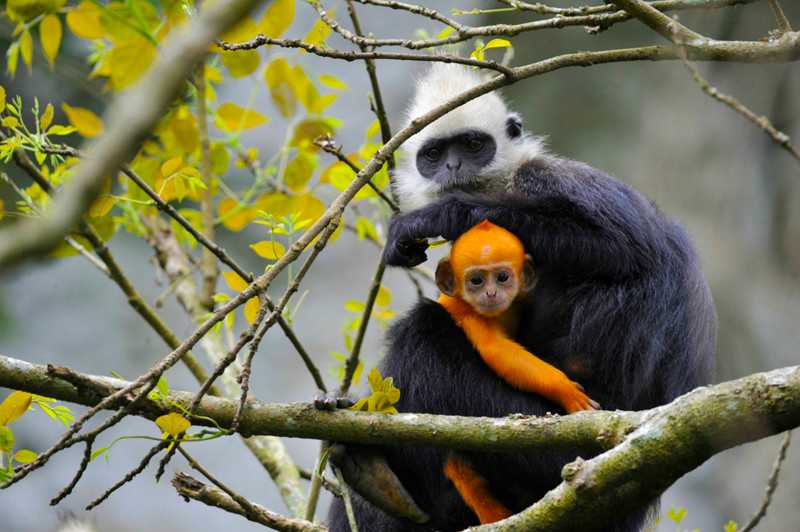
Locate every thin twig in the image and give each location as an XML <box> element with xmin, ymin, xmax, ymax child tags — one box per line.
<box><xmin>333</xmin><ymin>464</ymin><xmax>359</xmax><ymax>532</ymax></box>
<box><xmin>766</xmin><ymin>0</ymin><xmax>792</xmax><ymax>34</ymax></box>
<box><xmin>86</xmin><ymin>441</ymin><xmax>169</xmax><ymax>510</ymax></box>
<box><xmin>672</xmin><ymin>30</ymin><xmax>800</xmax><ymax>166</ymax></box>
<box><xmin>315</xmin><ymin>135</ymin><xmax>399</xmax><ymax>213</ymax></box>
<box><xmin>304</xmin><ymin>441</ymin><xmax>330</xmax><ymax>521</ymax></box>
<box><xmin>740</xmin><ymin>431</ymin><xmax>792</xmax><ymax>532</ymax></box>
<box><xmin>194</xmin><ymin>60</ymin><xmax>218</xmax><ymax>310</ymax></box>
<box><xmin>49</xmin><ymin>437</ymin><xmax>95</xmax><ymax>505</ymax></box>
<box><xmin>171</xmin><ymin>473</ymin><xmax>325</xmax><ymax>531</ymax></box>
<box><xmin>178</xmin><ymin>446</ymin><xmax>259</xmax><ymax>516</ymax></box>
<box><xmin>339</xmin><ymin>256</ymin><xmax>387</xmax><ymax>396</ymax></box>
<box><xmin>345</xmin><ymin>0</ymin><xmax>396</xmax><ymax>170</ymax></box>
<box><xmin>215</xmin><ymin>35</ymin><xmax>515</xmax><ymax>76</ymax></box>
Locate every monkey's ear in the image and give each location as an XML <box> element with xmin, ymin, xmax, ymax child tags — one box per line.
<box><xmin>506</xmin><ymin>113</ymin><xmax>523</xmax><ymax>139</ymax></box>
<box><xmin>435</xmin><ymin>259</ymin><xmax>457</xmax><ymax>297</ymax></box>
<box><xmin>522</xmin><ymin>254</ymin><xmax>538</xmax><ymax>292</ymax></box>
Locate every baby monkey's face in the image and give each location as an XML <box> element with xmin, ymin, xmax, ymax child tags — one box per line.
<box><xmin>460</xmin><ymin>262</ymin><xmax>519</xmax><ymax>317</ymax></box>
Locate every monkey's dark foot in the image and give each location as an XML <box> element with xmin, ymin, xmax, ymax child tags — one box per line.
<box><xmin>313</xmin><ymin>392</ymin><xmax>354</xmax><ymax>411</ymax></box>
<box><xmin>329</xmin><ymin>444</ymin><xmax>430</xmax><ymax>524</ymax></box>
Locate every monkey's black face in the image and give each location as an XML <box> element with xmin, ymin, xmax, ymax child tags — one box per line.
<box><xmin>415</xmin><ymin>129</ymin><xmax>497</xmax><ymax>186</ymax></box>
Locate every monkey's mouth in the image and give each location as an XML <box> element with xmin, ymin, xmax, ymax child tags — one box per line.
<box><xmin>439</xmin><ymin>175</ymin><xmax>496</xmax><ymax>195</ymax></box>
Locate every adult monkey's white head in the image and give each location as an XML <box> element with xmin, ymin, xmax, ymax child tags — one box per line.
<box><xmin>391</xmin><ymin>64</ymin><xmax>545</xmax><ymax>212</ymax></box>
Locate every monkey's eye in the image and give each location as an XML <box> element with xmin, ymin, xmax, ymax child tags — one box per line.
<box><xmin>497</xmin><ymin>272</ymin><xmax>510</xmax><ymax>283</ymax></box>
<box><xmin>425</xmin><ymin>147</ymin><xmax>442</xmax><ymax>161</ymax></box>
<box><xmin>469</xmin><ymin>275</ymin><xmax>483</xmax><ymax>286</ymax></box>
<box><xmin>466</xmin><ymin>138</ymin><xmax>483</xmax><ymax>152</ymax></box>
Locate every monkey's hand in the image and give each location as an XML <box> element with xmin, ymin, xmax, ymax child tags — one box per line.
<box><xmin>385</xmin><ymin>215</ymin><xmax>430</xmax><ymax>267</ymax></box>
<box><xmin>561</xmin><ymin>382</ymin><xmax>601</xmax><ymax>414</ymax></box>
<box><xmin>312</xmin><ymin>391</ymin><xmax>354</xmax><ymax>411</ymax></box>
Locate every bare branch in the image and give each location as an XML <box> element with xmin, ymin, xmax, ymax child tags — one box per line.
<box><xmin>740</xmin><ymin>431</ymin><xmax>793</xmax><ymax>532</ymax></box>
<box><xmin>172</xmin><ymin>473</ymin><xmax>325</xmax><ymax>532</ymax></box>
<box><xmin>612</xmin><ymin>0</ymin><xmax>703</xmax><ymax>43</ymax></box>
<box><xmin>766</xmin><ymin>0</ymin><xmax>792</xmax><ymax>34</ymax></box>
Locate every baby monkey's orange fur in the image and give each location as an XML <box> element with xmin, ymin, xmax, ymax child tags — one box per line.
<box><xmin>437</xmin><ymin>220</ymin><xmax>599</xmax><ymax>524</ymax></box>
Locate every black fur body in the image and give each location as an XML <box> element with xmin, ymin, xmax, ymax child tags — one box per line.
<box><xmin>327</xmin><ymin>156</ymin><xmax>717</xmax><ymax>531</ymax></box>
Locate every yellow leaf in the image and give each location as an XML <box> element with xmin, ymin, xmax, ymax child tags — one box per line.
<box><xmin>168</xmin><ymin>107</ymin><xmax>199</xmax><ymax>153</ymax></box>
<box><xmin>89</xmin><ymin>178</ymin><xmax>113</xmax><ymax>217</ymax></box>
<box><xmin>218</xmin><ymin>198</ymin><xmax>256</xmax><ymax>231</ymax></box>
<box><xmin>220</xmin><ymin>49</ymin><xmax>259</xmax><ymax>78</ymax></box>
<box><xmin>210</xmin><ymin>142</ymin><xmax>229</xmax><ymax>175</ymax></box>
<box><xmin>161</xmin><ymin>156</ymin><xmax>184</xmax><ymax>178</ymax></box>
<box><xmin>0</xmin><ymin>85</ymin><xmax>6</xmax><ymax>113</ymax></box>
<box><xmin>39</xmin><ymin>103</ymin><xmax>54</xmax><ymax>131</ymax></box>
<box><xmin>346</xmin><ymin>301</ymin><xmax>364</xmax><ymax>312</ymax></box>
<box><xmin>375</xmin><ymin>286</ymin><xmax>391</xmax><ymax>307</ymax></box>
<box><xmin>216</xmin><ymin>103</ymin><xmax>268</xmax><ymax>131</ymax></box>
<box><xmin>265</xmin><ymin>59</ymin><xmax>297</xmax><ymax>118</ymax></box>
<box><xmin>2</xmin><ymin>117</ymin><xmax>20</xmax><ymax>129</ymax></box>
<box><xmin>88</xmin><ymin>196</ymin><xmax>113</xmax><ymax>217</ymax></box>
<box><xmin>244</xmin><ymin>296</ymin><xmax>260</xmax><ymax>324</ymax></box>
<box><xmin>155</xmin><ymin>412</ymin><xmax>190</xmax><ymax>438</ymax></box>
<box><xmin>20</xmin><ymin>29</ymin><xmax>33</xmax><ymax>71</ymax></box>
<box><xmin>62</xmin><ymin>103</ymin><xmax>103</xmax><ymax>137</ymax></box>
<box><xmin>483</xmin><ymin>38</ymin><xmax>511</xmax><ymax>51</ymax></box>
<box><xmin>311</xmin><ymin>93</ymin><xmax>337</xmax><ymax>114</ymax></box>
<box><xmin>0</xmin><ymin>198</ymin><xmax>4</xmax><ymax>221</ymax></box>
<box><xmin>101</xmin><ymin>1</ymin><xmax>159</xmax><ymax>43</ymax></box>
<box><xmin>204</xmin><ymin>65</ymin><xmax>223</xmax><ymax>83</ymax></box>
<box><xmin>108</xmin><ymin>37</ymin><xmax>157</xmax><ymax>90</ymax></box>
<box><xmin>320</xmin><ymin>154</ymin><xmax>358</xmax><ymax>184</ymax></box>
<box><xmin>6</xmin><ymin>0</ymin><xmax>66</xmax><ymax>23</ymax></box>
<box><xmin>40</xmin><ymin>14</ymin><xmax>62</xmax><ymax>69</ymax></box>
<box><xmin>258</xmin><ymin>0</ymin><xmax>294</xmax><ymax>39</ymax></box>
<box><xmin>291</xmin><ymin>119</ymin><xmax>333</xmax><ymax>153</ymax></box>
<box><xmin>0</xmin><ymin>391</ymin><xmax>33</xmax><ymax>425</ymax></box>
<box><xmin>319</xmin><ymin>74</ymin><xmax>347</xmax><ymax>90</ymax></box>
<box><xmin>366</xmin><ymin>120</ymin><xmax>381</xmax><ymax>139</ymax></box>
<box><xmin>283</xmin><ymin>154</ymin><xmax>314</xmax><ymax>193</ymax></box>
<box><xmin>14</xmin><ymin>449</ymin><xmax>37</xmax><ymax>463</ymax></box>
<box><xmin>303</xmin><ymin>12</ymin><xmax>332</xmax><ymax>49</ymax></box>
<box><xmin>222</xmin><ymin>271</ymin><xmax>249</xmax><ymax>292</ymax></box>
<box><xmin>218</xmin><ymin>16</ymin><xmax>258</xmax><ymax>43</ymax></box>
<box><xmin>65</xmin><ymin>1</ymin><xmax>105</xmax><ymax>39</ymax></box>
<box><xmin>250</xmin><ymin>240</ymin><xmax>286</xmax><ymax>260</ymax></box>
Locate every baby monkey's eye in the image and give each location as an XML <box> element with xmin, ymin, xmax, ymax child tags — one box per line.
<box><xmin>469</xmin><ymin>275</ymin><xmax>483</xmax><ymax>286</ymax></box>
<box><xmin>497</xmin><ymin>272</ymin><xmax>510</xmax><ymax>283</ymax></box>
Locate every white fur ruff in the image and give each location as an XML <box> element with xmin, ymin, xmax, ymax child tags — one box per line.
<box><xmin>392</xmin><ymin>63</ymin><xmax>545</xmax><ymax>211</ymax></box>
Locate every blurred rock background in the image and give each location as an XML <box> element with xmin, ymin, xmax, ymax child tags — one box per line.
<box><xmin>0</xmin><ymin>1</ymin><xmax>798</xmax><ymax>530</ymax></box>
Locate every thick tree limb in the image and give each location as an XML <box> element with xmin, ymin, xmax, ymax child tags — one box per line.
<box><xmin>474</xmin><ymin>366</ymin><xmax>800</xmax><ymax>531</ymax></box>
<box><xmin>2</xmin><ymin>354</ymin><xmax>798</xmax><ymax>457</ymax></box>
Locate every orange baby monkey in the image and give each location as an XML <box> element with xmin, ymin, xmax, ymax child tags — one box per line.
<box><xmin>436</xmin><ymin>220</ymin><xmax>599</xmax><ymax>523</ymax></box>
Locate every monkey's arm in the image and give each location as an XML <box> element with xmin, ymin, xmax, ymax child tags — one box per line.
<box><xmin>385</xmin><ymin>177</ymin><xmax>664</xmax><ymax>279</ymax></box>
<box><xmin>455</xmin><ymin>311</ymin><xmax>599</xmax><ymax>413</ymax></box>
<box><xmin>444</xmin><ymin>454</ymin><xmax>512</xmax><ymax>524</ymax></box>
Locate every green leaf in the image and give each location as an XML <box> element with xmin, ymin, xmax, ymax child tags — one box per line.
<box><xmin>156</xmin><ymin>376</ymin><xmax>169</xmax><ymax>397</ymax></box>
<box><xmin>0</xmin><ymin>426</ymin><xmax>15</xmax><ymax>453</ymax></box>
<box><xmin>90</xmin><ymin>447</ymin><xmax>109</xmax><ymax>462</ymax></box>
<box><xmin>345</xmin><ymin>300</ymin><xmax>365</xmax><ymax>312</ymax></box>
